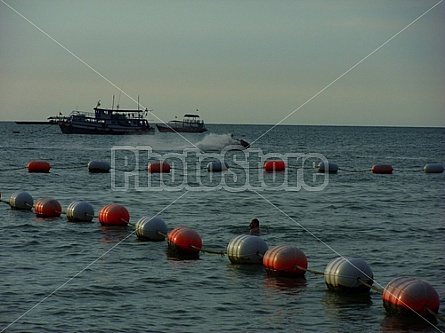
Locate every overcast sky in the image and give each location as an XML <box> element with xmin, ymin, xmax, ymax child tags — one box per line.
<box><xmin>1</xmin><ymin>0</ymin><xmax>444</xmax><ymax>126</ymax></box>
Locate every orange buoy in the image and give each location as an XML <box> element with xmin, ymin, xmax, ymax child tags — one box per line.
<box><xmin>98</xmin><ymin>203</ymin><xmax>130</xmax><ymax>226</ymax></box>
<box><xmin>34</xmin><ymin>198</ymin><xmax>62</xmax><ymax>218</ymax></box>
<box><xmin>371</xmin><ymin>164</ymin><xmax>393</xmax><ymax>174</ymax></box>
<box><xmin>27</xmin><ymin>160</ymin><xmax>51</xmax><ymax>173</ymax></box>
<box><xmin>382</xmin><ymin>277</ymin><xmax>440</xmax><ymax>318</ymax></box>
<box><xmin>264</xmin><ymin>160</ymin><xmax>286</xmax><ymax>172</ymax></box>
<box><xmin>167</xmin><ymin>226</ymin><xmax>202</xmax><ymax>259</ymax></box>
<box><xmin>148</xmin><ymin>161</ymin><xmax>171</xmax><ymax>173</ymax></box>
<box><xmin>263</xmin><ymin>245</ymin><xmax>307</xmax><ymax>277</ymax></box>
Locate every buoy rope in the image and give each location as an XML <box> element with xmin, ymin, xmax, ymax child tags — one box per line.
<box><xmin>357</xmin><ymin>278</ymin><xmax>384</xmax><ymax>293</ymax></box>
<box><xmin>338</xmin><ymin>167</ymin><xmax>368</xmax><ymax>173</ymax></box>
<box><xmin>189</xmin><ymin>245</ymin><xmax>226</xmax><ymax>256</ymax></box>
<box><xmin>426</xmin><ymin>307</ymin><xmax>445</xmax><ymax>323</ymax></box>
<box><xmin>229</xmin><ymin>166</ymin><xmax>262</xmax><ymax>170</ymax></box>
<box><xmin>170</xmin><ymin>166</ymin><xmax>207</xmax><ymax>172</ymax></box>
<box><xmin>231</xmin><ymin>251</ymin><xmax>265</xmax><ymax>258</ymax></box>
<box><xmin>295</xmin><ymin>265</ymin><xmax>324</xmax><ymax>275</ymax></box>
<box><xmin>53</xmin><ymin>164</ymin><xmax>86</xmax><ymax>170</ymax></box>
<box><xmin>0</xmin><ymin>166</ymin><xmax>28</xmax><ymax>172</ymax></box>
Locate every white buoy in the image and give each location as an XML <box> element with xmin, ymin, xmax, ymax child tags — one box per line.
<box><xmin>9</xmin><ymin>191</ymin><xmax>34</xmax><ymax>210</ymax></box>
<box><xmin>88</xmin><ymin>160</ymin><xmax>111</xmax><ymax>173</ymax></box>
<box><xmin>135</xmin><ymin>216</ymin><xmax>168</xmax><ymax>241</ymax></box>
<box><xmin>227</xmin><ymin>235</ymin><xmax>268</xmax><ymax>264</ymax></box>
<box><xmin>66</xmin><ymin>201</ymin><xmax>94</xmax><ymax>222</ymax></box>
<box><xmin>324</xmin><ymin>257</ymin><xmax>373</xmax><ymax>293</ymax></box>
<box><xmin>424</xmin><ymin>163</ymin><xmax>444</xmax><ymax>173</ymax></box>
<box><xmin>207</xmin><ymin>161</ymin><xmax>229</xmax><ymax>172</ymax></box>
<box><xmin>317</xmin><ymin>162</ymin><xmax>338</xmax><ymax>174</ymax></box>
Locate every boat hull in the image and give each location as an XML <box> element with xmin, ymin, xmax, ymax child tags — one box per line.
<box><xmin>59</xmin><ymin>122</ymin><xmax>154</xmax><ymax>135</ymax></box>
<box><xmin>156</xmin><ymin>124</ymin><xmax>207</xmax><ymax>133</ymax></box>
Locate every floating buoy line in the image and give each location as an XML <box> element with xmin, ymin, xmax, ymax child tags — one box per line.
<box><xmin>1</xmin><ymin>159</ymin><xmax>444</xmax><ymax>326</ymax></box>
<box><xmin>0</xmin><ymin>160</ymin><xmax>444</xmax><ymax>175</ymax></box>
<box><xmin>0</xmin><ymin>188</ymin><xmax>443</xmax><ymax>326</ymax></box>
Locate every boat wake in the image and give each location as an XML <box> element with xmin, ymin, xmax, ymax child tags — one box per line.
<box><xmin>194</xmin><ymin>133</ymin><xmax>249</xmax><ymax>151</ymax></box>
<box><xmin>119</xmin><ymin>133</ymin><xmax>249</xmax><ymax>152</ymax></box>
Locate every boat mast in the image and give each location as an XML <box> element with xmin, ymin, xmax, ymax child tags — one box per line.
<box><xmin>137</xmin><ymin>95</ymin><xmax>140</xmax><ymax>111</ymax></box>
<box><xmin>111</xmin><ymin>95</ymin><xmax>115</xmax><ymax>110</ymax></box>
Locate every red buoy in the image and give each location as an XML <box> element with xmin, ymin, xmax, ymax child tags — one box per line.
<box><xmin>148</xmin><ymin>162</ymin><xmax>171</xmax><ymax>173</ymax></box>
<box><xmin>28</xmin><ymin>160</ymin><xmax>51</xmax><ymax>173</ymax></box>
<box><xmin>167</xmin><ymin>226</ymin><xmax>202</xmax><ymax>259</ymax></box>
<box><xmin>263</xmin><ymin>245</ymin><xmax>307</xmax><ymax>277</ymax></box>
<box><xmin>34</xmin><ymin>198</ymin><xmax>62</xmax><ymax>218</ymax></box>
<box><xmin>98</xmin><ymin>204</ymin><xmax>130</xmax><ymax>226</ymax></box>
<box><xmin>382</xmin><ymin>277</ymin><xmax>440</xmax><ymax>318</ymax></box>
<box><xmin>372</xmin><ymin>164</ymin><xmax>393</xmax><ymax>174</ymax></box>
<box><xmin>264</xmin><ymin>160</ymin><xmax>286</xmax><ymax>172</ymax></box>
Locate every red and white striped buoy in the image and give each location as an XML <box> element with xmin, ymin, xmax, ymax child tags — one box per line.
<box><xmin>264</xmin><ymin>160</ymin><xmax>286</xmax><ymax>172</ymax></box>
<box><xmin>371</xmin><ymin>164</ymin><xmax>393</xmax><ymax>174</ymax></box>
<box><xmin>167</xmin><ymin>226</ymin><xmax>202</xmax><ymax>259</ymax></box>
<box><xmin>382</xmin><ymin>277</ymin><xmax>440</xmax><ymax>318</ymax></box>
<box><xmin>263</xmin><ymin>245</ymin><xmax>307</xmax><ymax>277</ymax></box>
<box><xmin>98</xmin><ymin>204</ymin><xmax>130</xmax><ymax>226</ymax></box>
<box><xmin>324</xmin><ymin>257</ymin><xmax>374</xmax><ymax>293</ymax></box>
<box><xmin>148</xmin><ymin>161</ymin><xmax>171</xmax><ymax>173</ymax></box>
<box><xmin>34</xmin><ymin>198</ymin><xmax>62</xmax><ymax>218</ymax></box>
<box><xmin>135</xmin><ymin>216</ymin><xmax>168</xmax><ymax>241</ymax></box>
<box><xmin>27</xmin><ymin>160</ymin><xmax>51</xmax><ymax>173</ymax></box>
<box><xmin>66</xmin><ymin>201</ymin><xmax>94</xmax><ymax>222</ymax></box>
<box><xmin>9</xmin><ymin>191</ymin><xmax>34</xmax><ymax>210</ymax></box>
<box><xmin>226</xmin><ymin>235</ymin><xmax>268</xmax><ymax>264</ymax></box>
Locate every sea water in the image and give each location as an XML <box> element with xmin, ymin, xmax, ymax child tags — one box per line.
<box><xmin>0</xmin><ymin>122</ymin><xmax>444</xmax><ymax>333</ymax></box>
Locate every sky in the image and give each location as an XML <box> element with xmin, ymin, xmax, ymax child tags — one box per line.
<box><xmin>0</xmin><ymin>0</ymin><xmax>444</xmax><ymax>126</ymax></box>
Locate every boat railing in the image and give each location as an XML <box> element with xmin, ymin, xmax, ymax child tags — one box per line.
<box><xmin>70</xmin><ymin>110</ymin><xmax>93</xmax><ymax>117</ymax></box>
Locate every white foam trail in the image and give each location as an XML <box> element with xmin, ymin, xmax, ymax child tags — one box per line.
<box><xmin>116</xmin><ymin>133</ymin><xmax>247</xmax><ymax>152</ymax></box>
<box><xmin>194</xmin><ymin>133</ymin><xmax>241</xmax><ymax>151</ymax></box>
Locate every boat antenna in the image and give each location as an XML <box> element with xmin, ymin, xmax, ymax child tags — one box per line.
<box><xmin>111</xmin><ymin>95</ymin><xmax>115</xmax><ymax>110</ymax></box>
<box><xmin>116</xmin><ymin>83</ymin><xmax>123</xmax><ymax>110</ymax></box>
<box><xmin>137</xmin><ymin>95</ymin><xmax>140</xmax><ymax>111</ymax></box>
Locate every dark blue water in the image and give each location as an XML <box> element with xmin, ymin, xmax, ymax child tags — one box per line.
<box><xmin>1</xmin><ymin>122</ymin><xmax>444</xmax><ymax>332</ymax></box>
